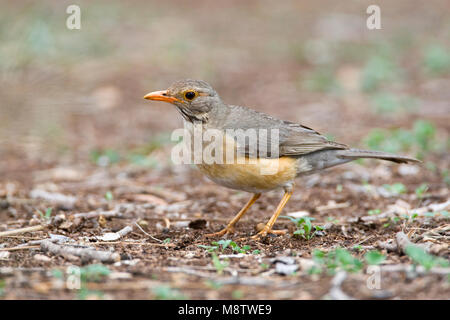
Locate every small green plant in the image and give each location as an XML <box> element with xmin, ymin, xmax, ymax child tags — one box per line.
<box><xmin>104</xmin><ymin>191</ymin><xmax>113</xmax><ymax>201</ymax></box>
<box><xmin>198</xmin><ymin>240</ymin><xmax>251</xmax><ymax>254</ymax></box>
<box><xmin>302</xmin><ymin>67</ymin><xmax>340</xmax><ymax>93</ymax></box>
<box><xmin>231</xmin><ymin>289</ymin><xmax>244</xmax><ymax>299</ymax></box>
<box><xmin>310</xmin><ymin>248</ymin><xmax>363</xmax><ymax>275</ymax></box>
<box><xmin>327</xmin><ymin>216</ymin><xmax>339</xmax><ymax>224</ymax></box>
<box><xmin>126</xmin><ymin>154</ymin><xmax>159</xmax><ymax>168</ymax></box>
<box><xmin>204</xmin><ymin>280</ymin><xmax>223</xmax><ymax>290</ymax></box>
<box><xmin>211</xmin><ymin>253</ymin><xmax>229</xmax><ymax>275</ymax></box>
<box><xmin>260</xmin><ymin>263</ymin><xmax>269</xmax><ymax>270</ymax></box>
<box><xmin>382</xmin><ymin>183</ymin><xmax>407</xmax><ymax>195</ymax></box>
<box><xmin>423</xmin><ymin>44</ymin><xmax>450</xmax><ymax>75</ymax></box>
<box><xmin>405</xmin><ymin>244</ymin><xmax>449</xmax><ymax>271</ymax></box>
<box><xmin>229</xmin><ymin>242</ymin><xmax>251</xmax><ymax>254</ymax></box>
<box><xmin>163</xmin><ymin>238</ymin><xmax>171</xmax><ymax>244</ymax></box>
<box><xmin>52</xmin><ymin>269</ymin><xmax>64</xmax><ymax>280</ymax></box>
<box><xmin>77</xmin><ymin>288</ymin><xmax>105</xmax><ymax>300</ymax></box>
<box><xmin>370</xmin><ymin>92</ymin><xmax>418</xmax><ymax>115</ymax></box>
<box><xmin>0</xmin><ymin>279</ymin><xmax>5</xmax><ymax>297</ymax></box>
<box><xmin>364</xmin><ymin>250</ymin><xmax>386</xmax><ymax>265</ymax></box>
<box><xmin>415</xmin><ymin>184</ymin><xmax>428</xmax><ymax>199</ymax></box>
<box><xmin>363</xmin><ymin>120</ymin><xmax>437</xmax><ymax>159</ymax></box>
<box><xmin>37</xmin><ymin>207</ymin><xmax>52</xmax><ymax>220</ymax></box>
<box><xmin>368</xmin><ymin>209</ymin><xmax>381</xmax><ymax>215</ymax></box>
<box><xmin>282</xmin><ymin>216</ymin><xmax>323</xmax><ymax>240</ymax></box>
<box><xmin>197</xmin><ymin>244</ymin><xmax>219</xmax><ymax>253</ymax></box>
<box><xmin>152</xmin><ymin>285</ymin><xmax>186</xmax><ymax>300</ymax></box>
<box><xmin>442</xmin><ymin>169</ymin><xmax>450</xmax><ymax>186</ymax></box>
<box><xmin>360</xmin><ymin>54</ymin><xmax>399</xmax><ymax>92</ymax></box>
<box><xmin>409</xmin><ymin>213</ymin><xmax>419</xmax><ymax>221</ymax></box>
<box><xmin>80</xmin><ymin>264</ymin><xmax>111</xmax><ymax>282</ymax></box>
<box><xmin>90</xmin><ymin>149</ymin><xmax>120</xmax><ymax>167</ymax></box>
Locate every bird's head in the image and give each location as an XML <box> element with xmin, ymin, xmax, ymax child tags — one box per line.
<box><xmin>144</xmin><ymin>79</ymin><xmax>222</xmax><ymax>122</ymax></box>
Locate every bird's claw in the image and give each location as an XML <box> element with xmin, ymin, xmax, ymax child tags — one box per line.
<box><xmin>205</xmin><ymin>226</ymin><xmax>235</xmax><ymax>238</ymax></box>
<box><xmin>238</xmin><ymin>228</ymin><xmax>287</xmax><ymax>241</ymax></box>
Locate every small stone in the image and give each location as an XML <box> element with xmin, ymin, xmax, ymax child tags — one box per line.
<box><xmin>275</xmin><ymin>262</ymin><xmax>298</xmax><ymax>275</ymax></box>
<box><xmin>34</xmin><ymin>254</ymin><xmax>51</xmax><ymax>262</ymax></box>
<box><xmin>0</xmin><ymin>251</ymin><xmax>10</xmax><ymax>260</ymax></box>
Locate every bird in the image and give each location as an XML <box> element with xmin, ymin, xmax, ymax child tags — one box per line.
<box><xmin>144</xmin><ymin>79</ymin><xmax>420</xmax><ymax>240</ymax></box>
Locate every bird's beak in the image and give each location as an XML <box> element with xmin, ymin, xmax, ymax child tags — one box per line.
<box><xmin>143</xmin><ymin>90</ymin><xmax>182</xmax><ymax>104</ymax></box>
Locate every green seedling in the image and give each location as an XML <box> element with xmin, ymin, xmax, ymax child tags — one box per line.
<box><xmin>37</xmin><ymin>207</ymin><xmax>52</xmax><ymax>220</ymax></box>
<box><xmin>364</xmin><ymin>250</ymin><xmax>386</xmax><ymax>265</ymax></box>
<box><xmin>405</xmin><ymin>244</ymin><xmax>449</xmax><ymax>271</ymax></box>
<box><xmin>302</xmin><ymin>66</ymin><xmax>340</xmax><ymax>93</ymax></box>
<box><xmin>104</xmin><ymin>191</ymin><xmax>113</xmax><ymax>201</ymax></box>
<box><xmin>77</xmin><ymin>288</ymin><xmax>105</xmax><ymax>300</ymax></box>
<box><xmin>232</xmin><ymin>290</ymin><xmax>244</xmax><ymax>299</ymax></box>
<box><xmin>423</xmin><ymin>44</ymin><xmax>450</xmax><ymax>75</ymax></box>
<box><xmin>204</xmin><ymin>280</ymin><xmax>223</xmax><ymax>290</ymax></box>
<box><xmin>361</xmin><ymin>54</ymin><xmax>399</xmax><ymax>92</ymax></box>
<box><xmin>80</xmin><ymin>264</ymin><xmax>111</xmax><ymax>282</ymax></box>
<box><xmin>260</xmin><ymin>263</ymin><xmax>269</xmax><ymax>270</ymax></box>
<box><xmin>211</xmin><ymin>253</ymin><xmax>229</xmax><ymax>275</ymax></box>
<box><xmin>370</xmin><ymin>92</ymin><xmax>419</xmax><ymax>115</ymax></box>
<box><xmin>382</xmin><ymin>183</ymin><xmax>407</xmax><ymax>195</ymax></box>
<box><xmin>197</xmin><ymin>244</ymin><xmax>219</xmax><ymax>253</ymax></box>
<box><xmin>327</xmin><ymin>216</ymin><xmax>339</xmax><ymax>224</ymax></box>
<box><xmin>90</xmin><ymin>149</ymin><xmax>120</xmax><ymax>166</ymax></box>
<box><xmin>310</xmin><ymin>248</ymin><xmax>363</xmax><ymax>275</ymax></box>
<box><xmin>442</xmin><ymin>169</ymin><xmax>450</xmax><ymax>186</ymax></box>
<box><xmin>198</xmin><ymin>240</ymin><xmax>252</xmax><ymax>254</ymax></box>
<box><xmin>415</xmin><ymin>184</ymin><xmax>428</xmax><ymax>199</ymax></box>
<box><xmin>0</xmin><ymin>279</ymin><xmax>5</xmax><ymax>297</ymax></box>
<box><xmin>368</xmin><ymin>209</ymin><xmax>381</xmax><ymax>215</ymax></box>
<box><xmin>152</xmin><ymin>285</ymin><xmax>186</xmax><ymax>300</ymax></box>
<box><xmin>363</xmin><ymin>120</ymin><xmax>437</xmax><ymax>159</ymax></box>
<box><xmin>282</xmin><ymin>216</ymin><xmax>324</xmax><ymax>240</ymax></box>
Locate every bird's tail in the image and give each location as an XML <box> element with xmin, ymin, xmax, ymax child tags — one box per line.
<box><xmin>337</xmin><ymin>148</ymin><xmax>420</xmax><ymax>164</ymax></box>
<box><xmin>299</xmin><ymin>148</ymin><xmax>420</xmax><ymax>176</ymax></box>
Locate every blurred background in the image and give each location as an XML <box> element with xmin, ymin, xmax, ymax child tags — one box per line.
<box><xmin>0</xmin><ymin>0</ymin><xmax>449</xmax><ymax>179</ymax></box>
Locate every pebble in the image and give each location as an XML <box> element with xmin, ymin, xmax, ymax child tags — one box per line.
<box><xmin>34</xmin><ymin>254</ymin><xmax>51</xmax><ymax>262</ymax></box>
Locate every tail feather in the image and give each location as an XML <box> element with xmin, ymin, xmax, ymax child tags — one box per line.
<box><xmin>338</xmin><ymin>148</ymin><xmax>420</xmax><ymax>164</ymax></box>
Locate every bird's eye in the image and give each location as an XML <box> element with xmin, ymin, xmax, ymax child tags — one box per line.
<box><xmin>184</xmin><ymin>91</ymin><xmax>197</xmax><ymax>100</ymax></box>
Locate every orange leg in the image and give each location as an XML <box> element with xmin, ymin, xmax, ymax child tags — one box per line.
<box><xmin>205</xmin><ymin>193</ymin><xmax>261</xmax><ymax>237</ymax></box>
<box><xmin>250</xmin><ymin>189</ymin><xmax>293</xmax><ymax>240</ymax></box>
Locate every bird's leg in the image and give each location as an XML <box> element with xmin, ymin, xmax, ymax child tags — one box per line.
<box><xmin>250</xmin><ymin>189</ymin><xmax>293</xmax><ymax>240</ymax></box>
<box><xmin>205</xmin><ymin>193</ymin><xmax>261</xmax><ymax>237</ymax></box>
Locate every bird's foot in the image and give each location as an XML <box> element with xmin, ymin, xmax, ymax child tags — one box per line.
<box><xmin>205</xmin><ymin>225</ymin><xmax>235</xmax><ymax>238</ymax></box>
<box><xmin>236</xmin><ymin>227</ymin><xmax>287</xmax><ymax>241</ymax></box>
<box><xmin>249</xmin><ymin>228</ymin><xmax>287</xmax><ymax>240</ymax></box>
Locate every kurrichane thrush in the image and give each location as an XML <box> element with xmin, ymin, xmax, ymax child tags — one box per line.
<box><xmin>144</xmin><ymin>79</ymin><xmax>419</xmax><ymax>240</ymax></box>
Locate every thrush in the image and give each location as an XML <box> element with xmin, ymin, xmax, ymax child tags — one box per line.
<box><xmin>144</xmin><ymin>79</ymin><xmax>419</xmax><ymax>240</ymax></box>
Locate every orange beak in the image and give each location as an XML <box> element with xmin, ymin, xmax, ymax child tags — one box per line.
<box><xmin>143</xmin><ymin>90</ymin><xmax>182</xmax><ymax>104</ymax></box>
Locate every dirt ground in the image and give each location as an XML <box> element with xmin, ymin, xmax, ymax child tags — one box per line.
<box><xmin>0</xmin><ymin>0</ymin><xmax>449</xmax><ymax>300</ymax></box>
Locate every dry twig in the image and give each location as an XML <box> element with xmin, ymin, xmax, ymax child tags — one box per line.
<box><xmin>40</xmin><ymin>240</ymin><xmax>120</xmax><ymax>263</ymax></box>
<box><xmin>0</xmin><ymin>225</ymin><xmax>45</xmax><ymax>237</ymax></box>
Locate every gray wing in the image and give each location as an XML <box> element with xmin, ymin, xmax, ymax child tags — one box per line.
<box><xmin>217</xmin><ymin>105</ymin><xmax>348</xmax><ymax>158</ymax></box>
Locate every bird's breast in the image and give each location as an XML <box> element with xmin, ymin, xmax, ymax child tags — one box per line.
<box><xmin>197</xmin><ymin>157</ymin><xmax>298</xmax><ymax>193</ymax></box>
